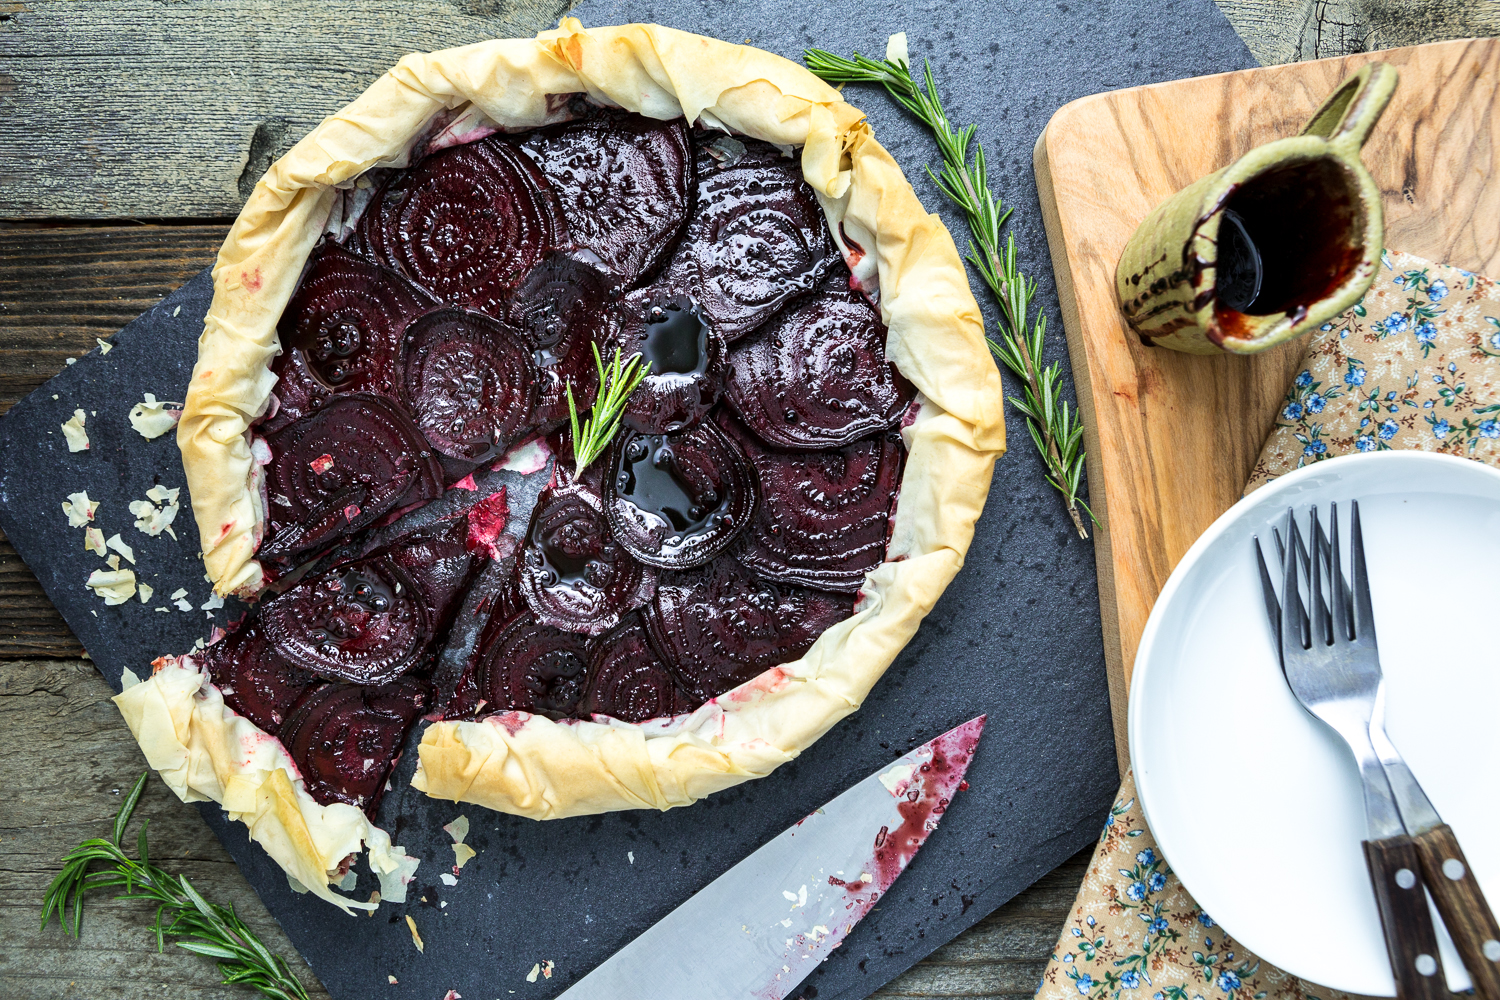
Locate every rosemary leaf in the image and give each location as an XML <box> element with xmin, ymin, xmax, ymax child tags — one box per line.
<box><xmin>804</xmin><ymin>43</ymin><xmax>1096</xmax><ymax>537</ymax></box>
<box><xmin>40</xmin><ymin>770</ymin><xmax>310</xmax><ymax>1000</ymax></box>
<box><xmin>567</xmin><ymin>343</ymin><xmax>651</xmax><ymax>477</ymax></box>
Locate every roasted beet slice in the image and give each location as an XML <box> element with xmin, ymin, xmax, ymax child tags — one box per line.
<box><xmin>610</xmin><ymin>288</ymin><xmax>726</xmax><ymax>433</ymax></box>
<box><xmin>581</xmin><ymin>618</ymin><xmax>692</xmax><ymax>722</ymax></box>
<box><xmin>645</xmin><ymin>556</ymin><xmax>854</xmax><ymax>703</ymax></box>
<box><xmin>520</xmin><ymin>110</ymin><xmax>693</xmax><ymax>287</ymax></box>
<box><xmin>518</xmin><ymin>482</ymin><xmax>655</xmax><ymax>636</ymax></box>
<box><xmin>261</xmin><ymin>394</ymin><xmax>444</xmax><ymax>560</ymax></box>
<box><xmin>725</xmin><ymin>283</ymin><xmax>914</xmax><ymax>449</ymax></box>
<box><xmin>357</xmin><ymin>137</ymin><xmax>563</xmax><ymax>312</ymax></box>
<box><xmin>386</xmin><ymin>517</ymin><xmax>478</xmax><ymax>635</ymax></box>
<box><xmin>265</xmin><ymin>346</ymin><xmax>331</xmax><ymax>435</ymax></box>
<box><xmin>474</xmin><ymin>612</ymin><xmax>592</xmax><ymax>719</ymax></box>
<box><xmin>278</xmin><ymin>243</ymin><xmax>437</xmax><ymax>394</ymax></box>
<box><xmin>401</xmin><ymin>308</ymin><xmax>538</xmax><ymax>462</ymax></box>
<box><xmin>718</xmin><ymin>414</ymin><xmax>904</xmax><ymax>593</ymax></box>
<box><xmin>665</xmin><ymin>137</ymin><xmax>837</xmax><ymax>339</ymax></box>
<box><xmin>605</xmin><ymin>421</ymin><xmax>754</xmax><ymax>570</ymax></box>
<box><xmin>504</xmin><ymin>255</ymin><xmax>615</xmax><ymax>426</ymax></box>
<box><xmin>260</xmin><ymin>555</ymin><xmax>433</xmax><ymax>685</ymax></box>
<box><xmin>278</xmin><ymin>680</ymin><xmax>427</xmax><ymax>813</ymax></box>
<box><xmin>202</xmin><ymin>624</ymin><xmax>316</xmax><ymax>735</ymax></box>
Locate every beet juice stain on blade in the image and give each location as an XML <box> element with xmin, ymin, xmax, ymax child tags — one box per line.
<box><xmin>555</xmin><ymin>716</ymin><xmax>986</xmax><ymax>1000</ymax></box>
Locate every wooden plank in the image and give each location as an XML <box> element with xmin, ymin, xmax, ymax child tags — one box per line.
<box><xmin>1214</xmin><ymin>0</ymin><xmax>1500</xmax><ymax>66</ymax></box>
<box><xmin>1033</xmin><ymin>37</ymin><xmax>1500</xmax><ymax>770</ymax></box>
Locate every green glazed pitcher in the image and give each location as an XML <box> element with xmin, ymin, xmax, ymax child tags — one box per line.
<box><xmin>1115</xmin><ymin>63</ymin><xmax>1398</xmax><ymax>355</ymax></box>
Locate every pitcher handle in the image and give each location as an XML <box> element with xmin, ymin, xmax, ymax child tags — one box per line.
<box><xmin>1300</xmin><ymin>62</ymin><xmax>1399</xmax><ymax>151</ymax></box>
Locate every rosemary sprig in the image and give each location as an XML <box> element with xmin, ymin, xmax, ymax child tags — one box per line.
<box><xmin>803</xmin><ymin>43</ymin><xmax>1096</xmax><ymax>538</ymax></box>
<box><xmin>566</xmin><ymin>343</ymin><xmax>651</xmax><ymax>477</ymax></box>
<box><xmin>41</xmin><ymin>771</ymin><xmax>310</xmax><ymax>1000</ymax></box>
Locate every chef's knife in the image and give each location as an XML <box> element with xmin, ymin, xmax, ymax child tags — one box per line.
<box><xmin>557</xmin><ymin>715</ymin><xmax>987</xmax><ymax>1000</ymax></box>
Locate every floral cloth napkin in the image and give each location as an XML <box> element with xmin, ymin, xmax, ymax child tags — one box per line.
<box><xmin>1036</xmin><ymin>250</ymin><xmax>1500</xmax><ymax>1000</ymax></box>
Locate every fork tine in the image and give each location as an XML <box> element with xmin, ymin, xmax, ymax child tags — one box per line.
<box><xmin>1351</xmin><ymin>500</ymin><xmax>1376</xmax><ymax>642</ymax></box>
<box><xmin>1282</xmin><ymin>510</ymin><xmax>1305</xmax><ymax>654</ymax></box>
<box><xmin>1330</xmin><ymin>503</ymin><xmax>1352</xmax><ymax>642</ymax></box>
<box><xmin>1254</xmin><ymin>537</ymin><xmax>1281</xmax><ymax>653</ymax></box>
<box><xmin>1310</xmin><ymin>506</ymin><xmax>1330</xmax><ymax>646</ymax></box>
<box><xmin>1273</xmin><ymin>526</ymin><xmax>1286</xmax><ymax>564</ymax></box>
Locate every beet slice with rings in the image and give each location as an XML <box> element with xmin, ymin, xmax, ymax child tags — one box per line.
<box><xmin>278</xmin><ymin>242</ymin><xmax>438</xmax><ymax>395</ymax></box>
<box><xmin>581</xmin><ymin>617</ymin><xmax>694</xmax><ymax>722</ymax></box>
<box><xmin>520</xmin><ymin>110</ymin><xmax>694</xmax><ymax>288</ymax></box>
<box><xmin>725</xmin><ymin>281</ymin><xmax>915</xmax><ymax>449</ymax></box>
<box><xmin>474</xmin><ymin>612</ymin><xmax>593</xmax><ymax>719</ymax></box>
<box><xmin>717</xmin><ymin>413</ymin><xmax>904</xmax><ymax>593</ymax></box>
<box><xmin>518</xmin><ymin>481</ymin><xmax>656</xmax><ymax>636</ymax></box>
<box><xmin>278</xmin><ymin>679</ymin><xmax>428</xmax><ymax>813</ymax></box>
<box><xmin>260</xmin><ymin>554</ymin><xmax>434</xmax><ymax>685</ymax></box>
<box><xmin>665</xmin><ymin>135</ymin><xmax>838</xmax><ymax>340</ymax></box>
<box><xmin>357</xmin><ymin>137</ymin><xmax>564</xmax><ymax>313</ymax></box>
<box><xmin>385</xmin><ymin>517</ymin><xmax>479</xmax><ymax>637</ymax></box>
<box><xmin>605</xmin><ymin>421</ymin><xmax>755</xmax><ymax>571</ymax></box>
<box><xmin>644</xmin><ymin>556</ymin><xmax>855</xmax><ymax>704</ymax></box>
<box><xmin>202</xmin><ymin>624</ymin><xmax>316</xmax><ymax>735</ymax></box>
<box><xmin>401</xmin><ymin>308</ymin><xmax>539</xmax><ymax>462</ymax></box>
<box><xmin>609</xmin><ymin>287</ymin><xmax>726</xmax><ymax>434</ymax></box>
<box><xmin>503</xmin><ymin>255</ymin><xmax>616</xmax><ymax>426</ymax></box>
<box><xmin>264</xmin><ymin>346</ymin><xmax>331</xmax><ymax>436</ymax></box>
<box><xmin>261</xmin><ymin>394</ymin><xmax>444</xmax><ymax>560</ymax></box>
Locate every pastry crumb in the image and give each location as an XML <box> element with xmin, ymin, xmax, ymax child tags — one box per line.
<box><xmin>138</xmin><ymin>583</ymin><xmax>153</xmax><ymax>604</ymax></box>
<box><xmin>526</xmin><ymin>963</ymin><xmax>540</xmax><ymax>983</ymax></box>
<box><xmin>541</xmin><ymin>960</ymin><xmax>554</xmax><ymax>980</ymax></box>
<box><xmin>85</xmin><ymin>527</ymin><xmax>107</xmax><ymax>557</ymax></box>
<box><xmin>439</xmin><ymin>873</ymin><xmax>458</xmax><ymax>886</ymax></box>
<box><xmin>130</xmin><ymin>485</ymin><xmax>182</xmax><ymax>537</ymax></box>
<box><xmin>62</xmin><ymin>490</ymin><xmax>99</xmax><ymax>527</ymax></box>
<box><xmin>97</xmin><ymin>337</ymin><xmax>112</xmax><ymax>354</ymax></box>
<box><xmin>87</xmin><ymin>568</ymin><xmax>137</xmax><ymax>605</ymax></box>
<box><xmin>405</xmin><ymin>914</ymin><xmax>424</xmax><ymax>953</ymax></box>
<box><xmin>105</xmin><ymin>533</ymin><xmax>136</xmax><ymax>564</ymax></box>
<box><xmin>129</xmin><ymin>393</ymin><xmax>183</xmax><ymax>440</ymax></box>
<box><xmin>61</xmin><ymin>409</ymin><xmax>89</xmax><ymax>452</ymax></box>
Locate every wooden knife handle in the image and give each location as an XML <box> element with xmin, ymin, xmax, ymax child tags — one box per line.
<box><xmin>1364</xmin><ymin>835</ymin><xmax>1447</xmax><ymax>999</ymax></box>
<box><xmin>1413</xmin><ymin>823</ymin><xmax>1500</xmax><ymax>1000</ymax></box>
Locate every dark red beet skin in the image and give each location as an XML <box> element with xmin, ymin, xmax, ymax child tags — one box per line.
<box><xmin>358</xmin><ymin>137</ymin><xmax>564</xmax><ymax>313</ymax></box>
<box><xmin>582</xmin><ymin>617</ymin><xmax>693</xmax><ymax>722</ymax></box>
<box><xmin>474</xmin><ymin>612</ymin><xmax>593</xmax><ymax>719</ymax></box>
<box><xmin>260</xmin><ymin>555</ymin><xmax>433</xmax><ymax>685</ymax></box>
<box><xmin>278</xmin><ymin>680</ymin><xmax>428</xmax><ymax>814</ymax></box>
<box><xmin>520</xmin><ymin>110</ymin><xmax>694</xmax><ymax>288</ymax></box>
<box><xmin>261</xmin><ymin>394</ymin><xmax>444</xmax><ymax>560</ymax></box>
<box><xmin>725</xmin><ymin>283</ymin><xmax>915</xmax><ymax>449</ymax></box>
<box><xmin>401</xmin><ymin>308</ymin><xmax>539</xmax><ymax>462</ymax></box>
<box><xmin>503</xmin><ymin>255</ymin><xmax>615</xmax><ymax>426</ymax></box>
<box><xmin>645</xmin><ymin>556</ymin><xmax>854</xmax><ymax>703</ymax></box>
<box><xmin>202</xmin><ymin>624</ymin><xmax>316</xmax><ymax>735</ymax></box>
<box><xmin>518</xmin><ymin>481</ymin><xmax>656</xmax><ymax>636</ymax></box>
<box><xmin>664</xmin><ymin>135</ymin><xmax>838</xmax><ymax>340</ymax></box>
<box><xmin>386</xmin><ymin>518</ymin><xmax>478</xmax><ymax>634</ymax></box>
<box><xmin>611</xmin><ymin>288</ymin><xmax>726</xmax><ymax>434</ymax></box>
<box><xmin>605</xmin><ymin>421</ymin><xmax>754</xmax><ymax>570</ymax></box>
<box><xmin>265</xmin><ymin>347</ymin><xmax>331</xmax><ymax>436</ymax></box>
<box><xmin>718</xmin><ymin>413</ymin><xmax>904</xmax><ymax>594</ymax></box>
<box><xmin>278</xmin><ymin>242</ymin><xmax>437</xmax><ymax>394</ymax></box>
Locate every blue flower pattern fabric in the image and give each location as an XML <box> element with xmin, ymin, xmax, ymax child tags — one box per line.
<box><xmin>1042</xmin><ymin>249</ymin><xmax>1499</xmax><ymax>1000</ymax></box>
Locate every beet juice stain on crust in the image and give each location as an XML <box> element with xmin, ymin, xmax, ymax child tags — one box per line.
<box><xmin>230</xmin><ymin>107</ymin><xmax>911</xmax><ymax>805</ymax></box>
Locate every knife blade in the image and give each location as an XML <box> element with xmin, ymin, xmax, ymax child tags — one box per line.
<box><xmin>556</xmin><ymin>715</ymin><xmax>987</xmax><ymax>1000</ymax></box>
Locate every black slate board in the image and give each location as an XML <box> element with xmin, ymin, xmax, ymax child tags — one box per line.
<box><xmin>0</xmin><ymin>4</ymin><xmax>1254</xmax><ymax>998</ymax></box>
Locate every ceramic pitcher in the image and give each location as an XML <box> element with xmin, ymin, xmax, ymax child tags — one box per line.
<box><xmin>1115</xmin><ymin>62</ymin><xmax>1398</xmax><ymax>355</ymax></box>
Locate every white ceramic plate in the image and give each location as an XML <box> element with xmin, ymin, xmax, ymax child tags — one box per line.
<box><xmin>1130</xmin><ymin>451</ymin><xmax>1500</xmax><ymax>996</ymax></box>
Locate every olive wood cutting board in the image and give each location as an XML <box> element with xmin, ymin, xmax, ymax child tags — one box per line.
<box><xmin>1034</xmin><ymin>37</ymin><xmax>1500</xmax><ymax>772</ymax></box>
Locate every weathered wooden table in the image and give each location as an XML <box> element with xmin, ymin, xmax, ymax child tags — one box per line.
<box><xmin>1</xmin><ymin>3</ymin><xmax>1488</xmax><ymax>997</ymax></box>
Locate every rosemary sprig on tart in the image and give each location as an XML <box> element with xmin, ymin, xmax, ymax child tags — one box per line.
<box><xmin>804</xmin><ymin>39</ymin><xmax>1096</xmax><ymax>538</ymax></box>
<box><xmin>41</xmin><ymin>771</ymin><xmax>310</xmax><ymax>1000</ymax></box>
<box><xmin>567</xmin><ymin>343</ymin><xmax>652</xmax><ymax>477</ymax></box>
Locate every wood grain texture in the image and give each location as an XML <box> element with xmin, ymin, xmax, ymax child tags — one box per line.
<box><xmin>1034</xmin><ymin>38</ymin><xmax>1500</xmax><ymax>770</ymax></box>
<box><xmin>1412</xmin><ymin>823</ymin><xmax>1500</xmax><ymax>998</ymax></box>
<box><xmin>1216</xmin><ymin>0</ymin><xmax>1500</xmax><ymax>66</ymax></box>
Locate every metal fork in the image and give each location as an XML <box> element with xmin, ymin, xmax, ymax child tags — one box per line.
<box><xmin>1255</xmin><ymin>502</ymin><xmax>1500</xmax><ymax>998</ymax></box>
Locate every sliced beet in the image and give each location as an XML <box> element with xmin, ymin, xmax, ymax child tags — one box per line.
<box><xmin>261</xmin><ymin>394</ymin><xmax>444</xmax><ymax>560</ymax></box>
<box><xmin>474</xmin><ymin>612</ymin><xmax>593</xmax><ymax>719</ymax></box>
<box><xmin>665</xmin><ymin>136</ymin><xmax>837</xmax><ymax>339</ymax></box>
<box><xmin>581</xmin><ymin>618</ymin><xmax>692</xmax><ymax>722</ymax></box>
<box><xmin>605</xmin><ymin>421</ymin><xmax>754</xmax><ymax>570</ymax></box>
<box><xmin>278</xmin><ymin>679</ymin><xmax>428</xmax><ymax>813</ymax></box>
<box><xmin>518</xmin><ymin>481</ymin><xmax>655</xmax><ymax>636</ymax></box>
<box><xmin>610</xmin><ymin>288</ymin><xmax>726</xmax><ymax>433</ymax></box>
<box><xmin>520</xmin><ymin>110</ymin><xmax>693</xmax><ymax>287</ymax></box>
<box><xmin>503</xmin><ymin>255</ymin><xmax>615</xmax><ymax>426</ymax></box>
<box><xmin>725</xmin><ymin>283</ymin><xmax>914</xmax><ymax>449</ymax></box>
<box><xmin>385</xmin><ymin>517</ymin><xmax>478</xmax><ymax>635</ymax></box>
<box><xmin>202</xmin><ymin>624</ymin><xmax>316</xmax><ymax>735</ymax></box>
<box><xmin>718</xmin><ymin>414</ymin><xmax>904</xmax><ymax>593</ymax></box>
<box><xmin>265</xmin><ymin>346</ymin><xmax>331</xmax><ymax>435</ymax></box>
<box><xmin>260</xmin><ymin>555</ymin><xmax>433</xmax><ymax>685</ymax></box>
<box><xmin>278</xmin><ymin>243</ymin><xmax>437</xmax><ymax>394</ymax></box>
<box><xmin>401</xmin><ymin>308</ymin><xmax>538</xmax><ymax>462</ymax></box>
<box><xmin>357</xmin><ymin>137</ymin><xmax>564</xmax><ymax>312</ymax></box>
<box><xmin>645</xmin><ymin>556</ymin><xmax>854</xmax><ymax>703</ymax></box>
